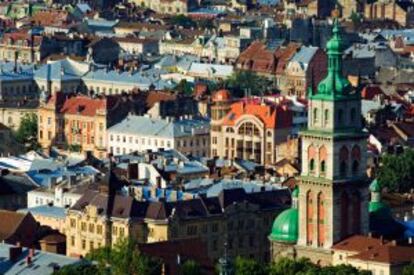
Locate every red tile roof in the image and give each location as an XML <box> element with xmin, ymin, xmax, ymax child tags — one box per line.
<box><xmin>221</xmin><ymin>99</ymin><xmax>292</xmax><ymax>129</ymax></box>
<box><xmin>59</xmin><ymin>96</ymin><xmax>107</xmax><ymax>116</ymax></box>
<box><xmin>334</xmin><ymin>235</ymin><xmax>414</xmax><ymax>265</ymax></box>
<box><xmin>361</xmin><ymin>85</ymin><xmax>384</xmax><ymax>100</ymax></box>
<box><xmin>46</xmin><ymin>93</ymin><xmax>118</xmax><ymax>117</ymax></box>
<box><xmin>212</xmin><ymin>89</ymin><xmax>231</xmax><ymax>102</ymax></box>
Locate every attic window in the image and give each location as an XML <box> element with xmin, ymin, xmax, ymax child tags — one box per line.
<box><xmin>77</xmin><ymin>105</ymin><xmax>85</xmax><ymax>113</ymax></box>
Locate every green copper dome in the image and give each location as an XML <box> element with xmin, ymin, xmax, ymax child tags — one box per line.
<box><xmin>269</xmin><ymin>208</ymin><xmax>298</xmax><ymax>243</ymax></box>
<box><xmin>326</xmin><ymin>20</ymin><xmax>344</xmax><ymax>53</ymax></box>
<box><xmin>309</xmin><ymin>18</ymin><xmax>355</xmax><ymax>101</ymax></box>
<box><xmin>369</xmin><ymin>201</ymin><xmax>391</xmax><ymax>215</ymax></box>
<box><xmin>292</xmin><ymin>187</ymin><xmax>299</xmax><ymax>198</ymax></box>
<box><xmin>370</xmin><ymin>179</ymin><xmax>381</xmax><ymax>193</ymax></box>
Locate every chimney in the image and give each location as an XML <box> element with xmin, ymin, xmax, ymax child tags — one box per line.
<box><xmin>8</xmin><ymin>246</ymin><xmax>22</xmax><ymax>262</ymax></box>
<box><xmin>26</xmin><ymin>256</ymin><xmax>32</xmax><ymax>266</ymax></box>
<box><xmin>127</xmin><ymin>163</ymin><xmax>138</xmax><ymax>179</ymax></box>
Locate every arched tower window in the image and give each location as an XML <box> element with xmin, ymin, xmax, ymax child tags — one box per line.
<box><xmin>351</xmin><ymin>191</ymin><xmax>361</xmax><ymax>235</ymax></box>
<box><xmin>317</xmin><ymin>192</ymin><xmax>325</xmax><ymax>247</ymax></box>
<box><xmin>340</xmin><ymin>191</ymin><xmax>349</xmax><ymax>238</ymax></box>
<box><xmin>351</xmin><ymin>145</ymin><xmax>361</xmax><ymax>176</ymax></box>
<box><xmin>337</xmin><ymin>109</ymin><xmax>344</xmax><ymax>125</ymax></box>
<box><xmin>350</xmin><ymin>108</ymin><xmax>356</xmax><ymax>123</ymax></box>
<box><xmin>310</xmin><ymin>159</ymin><xmax>315</xmax><ymax>172</ymax></box>
<box><xmin>319</xmin><ymin>146</ymin><xmax>327</xmax><ymax>176</ymax></box>
<box><xmin>313</xmin><ymin>108</ymin><xmax>319</xmax><ymax>124</ymax></box>
<box><xmin>339</xmin><ymin>146</ymin><xmax>349</xmax><ymax>178</ymax></box>
<box><xmin>352</xmin><ymin>160</ymin><xmax>359</xmax><ymax>176</ymax></box>
<box><xmin>308</xmin><ymin>145</ymin><xmax>317</xmax><ymax>174</ymax></box>
<box><xmin>306</xmin><ymin>190</ymin><xmax>314</xmax><ymax>245</ymax></box>
<box><xmin>324</xmin><ymin>109</ymin><xmax>329</xmax><ymax>125</ymax></box>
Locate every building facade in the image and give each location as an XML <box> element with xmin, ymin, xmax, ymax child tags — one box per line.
<box><xmin>107</xmin><ymin>115</ymin><xmax>210</xmax><ymax>158</ymax></box>
<box><xmin>210</xmin><ymin>90</ymin><xmax>292</xmax><ymax>165</ymax></box>
<box><xmin>38</xmin><ymin>93</ymin><xmax>128</xmax><ymax>158</ymax></box>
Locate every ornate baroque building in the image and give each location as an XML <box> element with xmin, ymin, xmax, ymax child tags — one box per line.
<box><xmin>269</xmin><ymin>19</ymin><xmax>370</xmax><ymax>265</ymax></box>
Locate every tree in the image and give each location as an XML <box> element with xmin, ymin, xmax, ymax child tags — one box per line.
<box><xmin>180</xmin><ymin>260</ymin><xmax>201</xmax><ymax>275</ymax></box>
<box><xmin>14</xmin><ymin>113</ymin><xmax>39</xmax><ymax>150</ymax></box>
<box><xmin>225</xmin><ymin>71</ymin><xmax>272</xmax><ymax>98</ymax></box>
<box><xmin>377</xmin><ymin>149</ymin><xmax>414</xmax><ymax>193</ymax></box>
<box><xmin>234</xmin><ymin>257</ymin><xmax>267</xmax><ymax>275</ymax></box>
<box><xmin>175</xmin><ymin>79</ymin><xmax>193</xmax><ymax>95</ymax></box>
<box><xmin>237</xmin><ymin>257</ymin><xmax>373</xmax><ymax>275</ymax></box>
<box><xmin>269</xmin><ymin>257</ymin><xmax>315</xmax><ymax>275</ymax></box>
<box><xmin>403</xmin><ymin>262</ymin><xmax>414</xmax><ymax>275</ymax></box>
<box><xmin>86</xmin><ymin>238</ymin><xmax>162</xmax><ymax>275</ymax></box>
<box><xmin>53</xmin><ymin>261</ymin><xmax>99</xmax><ymax>275</ymax></box>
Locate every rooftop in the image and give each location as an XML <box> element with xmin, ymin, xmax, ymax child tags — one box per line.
<box><xmin>108</xmin><ymin>115</ymin><xmax>210</xmax><ymax>138</ymax></box>
<box><xmin>0</xmin><ymin>243</ymin><xmax>80</xmax><ymax>275</ymax></box>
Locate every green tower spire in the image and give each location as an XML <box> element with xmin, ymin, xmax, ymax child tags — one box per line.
<box><xmin>309</xmin><ymin>18</ymin><xmax>357</xmax><ymax>101</ymax></box>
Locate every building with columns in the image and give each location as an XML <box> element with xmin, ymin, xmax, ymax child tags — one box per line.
<box><xmin>210</xmin><ymin>90</ymin><xmax>293</xmax><ymax>165</ymax></box>
<box><xmin>269</xmin><ymin>19</ymin><xmax>371</xmax><ymax>265</ymax></box>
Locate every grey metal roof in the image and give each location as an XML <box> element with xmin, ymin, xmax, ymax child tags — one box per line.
<box><xmin>108</xmin><ymin>115</ymin><xmax>209</xmax><ymax>138</ymax></box>
<box><xmin>0</xmin><ymin>243</ymin><xmax>80</xmax><ymax>274</ymax></box>
<box><xmin>290</xmin><ymin>46</ymin><xmax>319</xmax><ymax>70</ymax></box>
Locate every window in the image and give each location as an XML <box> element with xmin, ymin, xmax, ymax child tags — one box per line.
<box><xmin>320</xmin><ymin>161</ymin><xmax>326</xmax><ymax>173</ymax></box>
<box><xmin>309</xmin><ymin>159</ymin><xmax>315</xmax><ymax>172</ymax></box>
<box><xmin>90</xmin><ymin>241</ymin><xmax>94</xmax><ymax>250</ymax></box>
<box><xmin>70</xmin><ymin>219</ymin><xmax>76</xmax><ymax>228</ymax></box>
<box><xmin>324</xmin><ymin>109</ymin><xmax>329</xmax><ymax>125</ymax></box>
<box><xmin>350</xmin><ymin>108</ymin><xmax>356</xmax><ymax>123</ymax></box>
<box><xmin>313</xmin><ymin>108</ymin><xmax>319</xmax><ymax>124</ymax></box>
<box><xmin>212</xmin><ymin>239</ymin><xmax>218</xmax><ymax>251</ymax></box>
<box><xmin>187</xmin><ymin>225</ymin><xmax>197</xmax><ymax>236</ymax></box>
<box><xmin>352</xmin><ymin>160</ymin><xmax>359</xmax><ymax>175</ymax></box>
<box><xmin>337</xmin><ymin>109</ymin><xmax>344</xmax><ymax>124</ymax></box>
<box><xmin>119</xmin><ymin>227</ymin><xmax>125</xmax><ymax>237</ymax></box>
<box><xmin>212</xmin><ymin>223</ymin><xmax>219</xmax><ymax>233</ymax></box>
<box><xmin>97</xmin><ymin>225</ymin><xmax>102</xmax><ymax>234</ymax></box>
<box><xmin>89</xmin><ymin>223</ymin><xmax>95</xmax><ymax>233</ymax></box>
<box><xmin>81</xmin><ymin>222</ymin><xmax>86</xmax><ymax>231</ymax></box>
<box><xmin>70</xmin><ymin>236</ymin><xmax>75</xmax><ymax>246</ymax></box>
<box><xmin>81</xmin><ymin>239</ymin><xmax>86</xmax><ymax>249</ymax></box>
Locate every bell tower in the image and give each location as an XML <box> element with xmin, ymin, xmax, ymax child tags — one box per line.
<box><xmin>296</xmin><ymin>19</ymin><xmax>369</xmax><ymax>258</ymax></box>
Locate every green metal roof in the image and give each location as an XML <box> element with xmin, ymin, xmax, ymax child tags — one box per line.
<box><xmin>292</xmin><ymin>187</ymin><xmax>299</xmax><ymax>198</ymax></box>
<box><xmin>269</xmin><ymin>208</ymin><xmax>298</xmax><ymax>244</ymax></box>
<box><xmin>308</xmin><ymin>18</ymin><xmax>355</xmax><ymax>101</ymax></box>
<box><xmin>370</xmin><ymin>179</ymin><xmax>381</xmax><ymax>193</ymax></box>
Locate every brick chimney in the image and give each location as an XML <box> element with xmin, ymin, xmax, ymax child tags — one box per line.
<box><xmin>8</xmin><ymin>246</ymin><xmax>22</xmax><ymax>262</ymax></box>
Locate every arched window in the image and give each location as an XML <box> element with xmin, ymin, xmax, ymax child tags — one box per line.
<box><xmin>352</xmin><ymin>160</ymin><xmax>359</xmax><ymax>175</ymax></box>
<box><xmin>320</xmin><ymin>161</ymin><xmax>326</xmax><ymax>173</ymax></box>
<box><xmin>340</xmin><ymin>161</ymin><xmax>347</xmax><ymax>177</ymax></box>
<box><xmin>341</xmin><ymin>192</ymin><xmax>349</xmax><ymax>238</ymax></box>
<box><xmin>337</xmin><ymin>109</ymin><xmax>344</xmax><ymax>124</ymax></box>
<box><xmin>324</xmin><ymin>109</ymin><xmax>329</xmax><ymax>125</ymax></box>
<box><xmin>306</xmin><ymin>190</ymin><xmax>314</xmax><ymax>245</ymax></box>
<box><xmin>339</xmin><ymin>146</ymin><xmax>349</xmax><ymax>178</ymax></box>
<box><xmin>313</xmin><ymin>108</ymin><xmax>319</xmax><ymax>124</ymax></box>
<box><xmin>350</xmin><ymin>108</ymin><xmax>356</xmax><ymax>123</ymax></box>
<box><xmin>319</xmin><ymin>146</ymin><xmax>327</xmax><ymax>175</ymax></box>
<box><xmin>317</xmin><ymin>192</ymin><xmax>325</xmax><ymax>247</ymax></box>
<box><xmin>310</xmin><ymin>159</ymin><xmax>315</xmax><ymax>172</ymax></box>
<box><xmin>308</xmin><ymin>145</ymin><xmax>317</xmax><ymax>174</ymax></box>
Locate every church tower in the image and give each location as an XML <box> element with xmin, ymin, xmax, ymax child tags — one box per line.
<box><xmin>295</xmin><ymin>19</ymin><xmax>369</xmax><ymax>262</ymax></box>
